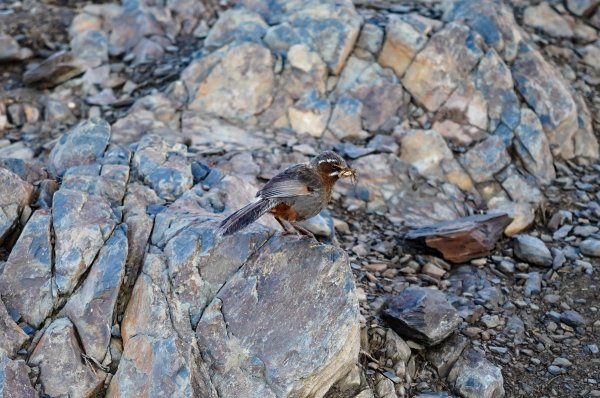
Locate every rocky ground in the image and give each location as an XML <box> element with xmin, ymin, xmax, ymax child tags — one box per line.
<box><xmin>1</xmin><ymin>0</ymin><xmax>600</xmax><ymax>397</ymax></box>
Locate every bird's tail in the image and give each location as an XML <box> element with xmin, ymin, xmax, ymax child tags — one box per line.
<box><xmin>216</xmin><ymin>198</ymin><xmax>273</xmax><ymax>236</ymax></box>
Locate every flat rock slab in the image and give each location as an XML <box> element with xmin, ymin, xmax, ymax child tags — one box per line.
<box><xmin>0</xmin><ymin>209</ymin><xmax>54</xmax><ymax>328</ymax></box>
<box><xmin>196</xmin><ymin>236</ymin><xmax>360</xmax><ymax>398</ymax></box>
<box><xmin>405</xmin><ymin>213</ymin><xmax>512</xmax><ymax>263</ymax></box>
<box><xmin>382</xmin><ymin>287</ymin><xmax>460</xmax><ymax>346</ymax></box>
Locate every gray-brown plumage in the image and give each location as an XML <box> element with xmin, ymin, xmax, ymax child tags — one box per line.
<box><xmin>216</xmin><ymin>151</ymin><xmax>355</xmax><ymax>237</ymax></box>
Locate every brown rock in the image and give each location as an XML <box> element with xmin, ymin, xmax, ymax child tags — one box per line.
<box><xmin>378</xmin><ymin>15</ymin><xmax>429</xmax><ymax>77</ymax></box>
<box><xmin>29</xmin><ymin>318</ymin><xmax>106</xmax><ymax>398</ymax></box>
<box><xmin>405</xmin><ymin>213</ymin><xmax>512</xmax><ymax>263</ymax></box>
<box><xmin>0</xmin><ymin>300</ymin><xmax>28</xmax><ymax>358</ymax></box>
<box><xmin>0</xmin><ymin>356</ymin><xmax>37</xmax><ymax>397</ymax></box>
<box><xmin>0</xmin><ymin>168</ymin><xmax>33</xmax><ymax>246</ymax></box>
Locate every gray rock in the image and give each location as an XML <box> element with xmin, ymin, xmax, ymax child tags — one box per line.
<box><xmin>385</xmin><ymin>329</ymin><xmax>412</xmax><ymax>365</ymax></box>
<box><xmin>524</xmin><ymin>272</ymin><xmax>542</xmax><ymax>297</ymax></box>
<box><xmin>0</xmin><ymin>300</ymin><xmax>28</xmax><ymax>358</ymax></box>
<box><xmin>70</xmin><ymin>29</ymin><xmax>108</xmax><ymax>68</ymax></box>
<box><xmin>580</xmin><ymin>239</ymin><xmax>600</xmax><ymax>257</ymax></box>
<box><xmin>0</xmin><ymin>33</ymin><xmax>32</xmax><ymax>62</ymax></box>
<box><xmin>64</xmin><ymin>225</ymin><xmax>128</xmax><ymax>362</ymax></box>
<box><xmin>329</xmin><ymin>96</ymin><xmax>369</xmax><ymax>141</ymax></box>
<box><xmin>513</xmin><ymin>108</ymin><xmax>555</xmax><ymax>184</ymax></box>
<box><xmin>561</xmin><ymin>310</ymin><xmax>585</xmax><ymax>327</ymax></box>
<box><xmin>0</xmin><ymin>168</ymin><xmax>33</xmax><ymax>246</ymax></box>
<box><xmin>513</xmin><ymin>235</ymin><xmax>553</xmax><ymax>267</ymax></box>
<box><xmin>29</xmin><ymin>318</ymin><xmax>106</xmax><ymax>397</ymax></box>
<box><xmin>548</xmin><ymin>365</ymin><xmax>564</xmax><ymax>375</ymax></box>
<box><xmin>49</xmin><ymin>118</ymin><xmax>111</xmax><ymax>177</ymax></box>
<box><xmin>357</xmin><ymin>22</ymin><xmax>384</xmax><ymax>54</ymax></box>
<box><xmin>52</xmin><ymin>189</ymin><xmax>117</xmax><ymax>295</ymax></box>
<box><xmin>523</xmin><ymin>3</ymin><xmax>573</xmax><ymax>38</ymax></box>
<box><xmin>204</xmin><ymin>9</ymin><xmax>268</xmax><ymax>48</ymax></box>
<box><xmin>288</xmin><ymin>89</ymin><xmax>331</xmax><ymax>137</ymax></box>
<box><xmin>553</xmin><ymin>224</ymin><xmax>572</xmax><ymax>240</ymax></box>
<box><xmin>426</xmin><ymin>333</ymin><xmax>469</xmax><ymax>377</ymax></box>
<box><xmin>0</xmin><ymin>209</ymin><xmax>54</xmax><ymax>328</ymax></box>
<box><xmin>512</xmin><ymin>43</ymin><xmax>578</xmax><ymax>159</ymax></box>
<box><xmin>460</xmin><ymin>136</ymin><xmax>511</xmax><ymax>183</ymax></box>
<box><xmin>382</xmin><ymin>287</ymin><xmax>460</xmax><ymax>346</ymax></box>
<box><xmin>196</xmin><ymin>236</ymin><xmax>360</xmax><ymax>397</ymax></box>
<box><xmin>573</xmin><ymin>225</ymin><xmax>598</xmax><ymax>237</ymax></box>
<box><xmin>402</xmin><ymin>23</ymin><xmax>482</xmax><ymax>112</ymax></box>
<box><xmin>566</xmin><ymin>0</ymin><xmax>600</xmax><ymax>16</ymax></box>
<box><xmin>448</xmin><ymin>348</ymin><xmax>505</xmax><ymax>398</ymax></box>
<box><xmin>0</xmin><ymin>356</ymin><xmax>36</xmax><ymax>397</ymax></box>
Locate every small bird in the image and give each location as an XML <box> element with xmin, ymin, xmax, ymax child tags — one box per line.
<box><xmin>216</xmin><ymin>151</ymin><xmax>356</xmax><ymax>237</ymax></box>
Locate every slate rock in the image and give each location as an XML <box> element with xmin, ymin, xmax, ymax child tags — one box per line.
<box><xmin>52</xmin><ymin>189</ymin><xmax>117</xmax><ymax>295</ymax></box>
<box><xmin>29</xmin><ymin>318</ymin><xmax>106</xmax><ymax>398</ymax></box>
<box><xmin>64</xmin><ymin>225</ymin><xmax>128</xmax><ymax>362</ymax></box>
<box><xmin>460</xmin><ymin>135</ymin><xmax>510</xmax><ymax>183</ymax></box>
<box><xmin>580</xmin><ymin>239</ymin><xmax>600</xmax><ymax>257</ymax></box>
<box><xmin>447</xmin><ymin>348</ymin><xmax>505</xmax><ymax>398</ymax></box>
<box><xmin>0</xmin><ymin>168</ymin><xmax>33</xmax><ymax>246</ymax></box>
<box><xmin>382</xmin><ymin>287</ymin><xmax>460</xmax><ymax>346</ymax></box>
<box><xmin>512</xmin><ymin>43</ymin><xmax>578</xmax><ymax>159</ymax></box>
<box><xmin>204</xmin><ymin>8</ymin><xmax>268</xmax><ymax>48</ymax></box>
<box><xmin>402</xmin><ymin>23</ymin><xmax>482</xmax><ymax>112</ymax></box>
<box><xmin>196</xmin><ymin>236</ymin><xmax>360</xmax><ymax>397</ymax></box>
<box><xmin>426</xmin><ymin>333</ymin><xmax>469</xmax><ymax>378</ymax></box>
<box><xmin>566</xmin><ymin>0</ymin><xmax>600</xmax><ymax>16</ymax></box>
<box><xmin>48</xmin><ymin>118</ymin><xmax>110</xmax><ymax>177</ymax></box>
<box><xmin>22</xmin><ymin>50</ymin><xmax>86</xmax><ymax>88</ymax></box>
<box><xmin>524</xmin><ymin>272</ymin><xmax>542</xmax><ymax>297</ymax></box>
<box><xmin>0</xmin><ymin>209</ymin><xmax>54</xmax><ymax>328</ymax></box>
<box><xmin>0</xmin><ymin>300</ymin><xmax>28</xmax><ymax>358</ymax></box>
<box><xmin>513</xmin><ymin>108</ymin><xmax>555</xmax><ymax>184</ymax></box>
<box><xmin>0</xmin><ymin>356</ymin><xmax>36</xmax><ymax>398</ymax></box>
<box><xmin>513</xmin><ymin>235</ymin><xmax>553</xmax><ymax>267</ymax></box>
<box><xmin>561</xmin><ymin>310</ymin><xmax>585</xmax><ymax>327</ymax></box>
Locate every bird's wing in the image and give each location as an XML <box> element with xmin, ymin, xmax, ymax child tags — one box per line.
<box><xmin>257</xmin><ymin>164</ymin><xmax>320</xmax><ymax>199</ymax></box>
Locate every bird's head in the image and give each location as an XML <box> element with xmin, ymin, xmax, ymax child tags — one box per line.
<box><xmin>311</xmin><ymin>151</ymin><xmax>357</xmax><ymax>184</ymax></box>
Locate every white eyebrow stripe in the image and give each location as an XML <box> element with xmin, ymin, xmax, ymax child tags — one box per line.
<box><xmin>319</xmin><ymin>159</ymin><xmax>338</xmax><ymax>164</ymax></box>
<box><xmin>329</xmin><ymin>171</ymin><xmax>339</xmax><ymax>176</ymax></box>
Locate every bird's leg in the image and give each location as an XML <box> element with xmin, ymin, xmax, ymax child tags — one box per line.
<box><xmin>291</xmin><ymin>223</ymin><xmax>316</xmax><ymax>240</ymax></box>
<box><xmin>274</xmin><ymin>216</ymin><xmax>297</xmax><ymax>236</ymax></box>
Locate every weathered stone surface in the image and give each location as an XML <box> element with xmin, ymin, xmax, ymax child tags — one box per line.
<box><xmin>580</xmin><ymin>239</ymin><xmax>600</xmax><ymax>257</ymax></box>
<box><xmin>0</xmin><ymin>300</ymin><xmax>28</xmax><ymax>358</ymax></box>
<box><xmin>70</xmin><ymin>29</ymin><xmax>109</xmax><ymax>68</ymax></box>
<box><xmin>513</xmin><ymin>234</ymin><xmax>553</xmax><ymax>267</ymax></box>
<box><xmin>0</xmin><ymin>33</ymin><xmax>32</xmax><ymax>62</ymax></box>
<box><xmin>205</xmin><ymin>8</ymin><xmax>268</xmax><ymax>48</ymax></box>
<box><xmin>513</xmin><ymin>108</ymin><xmax>555</xmax><ymax>184</ymax></box>
<box><xmin>288</xmin><ymin>90</ymin><xmax>331</xmax><ymax>137</ymax></box>
<box><xmin>426</xmin><ymin>333</ymin><xmax>469</xmax><ymax>378</ymax></box>
<box><xmin>0</xmin><ymin>209</ymin><xmax>54</xmax><ymax>328</ymax></box>
<box><xmin>399</xmin><ymin>129</ymin><xmax>454</xmax><ymax>180</ymax></box>
<box><xmin>475</xmin><ymin>49</ymin><xmax>520</xmax><ymax>131</ymax></box>
<box><xmin>0</xmin><ymin>168</ymin><xmax>33</xmax><ymax>246</ymax></box>
<box><xmin>572</xmin><ymin>92</ymin><xmax>600</xmax><ymax>160</ymax></box>
<box><xmin>357</xmin><ymin>22</ymin><xmax>384</xmax><ymax>54</ymax></box>
<box><xmin>402</xmin><ymin>23</ymin><xmax>482</xmax><ymax>112</ymax></box>
<box><xmin>52</xmin><ymin>189</ymin><xmax>117</xmax><ymax>295</ymax></box>
<box><xmin>523</xmin><ymin>3</ymin><xmax>573</xmax><ymax>38</ymax></box>
<box><xmin>460</xmin><ymin>136</ymin><xmax>510</xmax><ymax>183</ymax></box>
<box><xmin>29</xmin><ymin>318</ymin><xmax>106</xmax><ymax>397</ymax></box>
<box><xmin>378</xmin><ymin>15</ymin><xmax>429</xmax><ymax>77</ymax></box>
<box><xmin>187</xmin><ymin>42</ymin><xmax>275</xmax><ymax>120</ymax></box>
<box><xmin>489</xmin><ymin>200</ymin><xmax>535</xmax><ymax>236</ymax></box>
<box><xmin>448</xmin><ymin>349</ymin><xmax>505</xmax><ymax>398</ymax></box>
<box><xmin>382</xmin><ymin>287</ymin><xmax>460</xmax><ymax>346</ymax></box>
<box><xmin>196</xmin><ymin>236</ymin><xmax>360</xmax><ymax>398</ymax></box>
<box><xmin>285</xmin><ymin>1</ymin><xmax>362</xmax><ymax>75</ymax></box>
<box><xmin>48</xmin><ymin>118</ymin><xmax>111</xmax><ymax>177</ymax></box>
<box><xmin>329</xmin><ymin>96</ymin><xmax>369</xmax><ymax>141</ymax></box>
<box><xmin>512</xmin><ymin>43</ymin><xmax>578</xmax><ymax>159</ymax></box>
<box><xmin>282</xmin><ymin>43</ymin><xmax>328</xmax><ymax>99</ymax></box>
<box><xmin>0</xmin><ymin>356</ymin><xmax>36</xmax><ymax>398</ymax></box>
<box><xmin>64</xmin><ymin>225</ymin><xmax>127</xmax><ymax>362</ymax></box>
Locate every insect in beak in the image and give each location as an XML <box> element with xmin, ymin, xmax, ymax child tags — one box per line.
<box><xmin>340</xmin><ymin>168</ymin><xmax>358</xmax><ymax>185</ymax></box>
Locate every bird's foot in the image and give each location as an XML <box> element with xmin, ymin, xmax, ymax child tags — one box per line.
<box><xmin>292</xmin><ymin>224</ymin><xmax>317</xmax><ymax>241</ymax></box>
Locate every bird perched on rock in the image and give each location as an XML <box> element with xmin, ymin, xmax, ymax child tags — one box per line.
<box><xmin>216</xmin><ymin>151</ymin><xmax>356</xmax><ymax>237</ymax></box>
